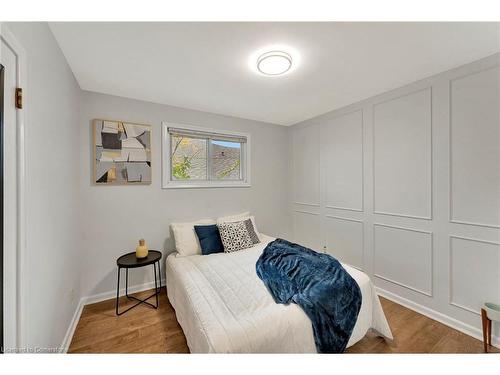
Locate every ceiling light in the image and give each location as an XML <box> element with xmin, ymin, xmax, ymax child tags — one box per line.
<box><xmin>256</xmin><ymin>51</ymin><xmax>292</xmax><ymax>76</ymax></box>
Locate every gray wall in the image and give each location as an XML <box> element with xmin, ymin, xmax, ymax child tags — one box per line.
<box><xmin>5</xmin><ymin>23</ymin><xmax>82</xmax><ymax>350</ymax></box>
<box><xmin>4</xmin><ymin>23</ymin><xmax>291</xmax><ymax>350</ymax></box>
<box><xmin>79</xmin><ymin>91</ymin><xmax>291</xmax><ymax>298</ymax></box>
<box><xmin>288</xmin><ymin>53</ymin><xmax>500</xmax><ymax>345</ymax></box>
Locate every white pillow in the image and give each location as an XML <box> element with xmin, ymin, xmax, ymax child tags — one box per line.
<box><xmin>216</xmin><ymin>212</ymin><xmax>261</xmax><ymax>239</ymax></box>
<box><xmin>171</xmin><ymin>219</ymin><xmax>215</xmax><ymax>257</ymax></box>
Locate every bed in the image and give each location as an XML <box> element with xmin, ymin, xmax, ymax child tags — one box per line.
<box><xmin>166</xmin><ymin>234</ymin><xmax>393</xmax><ymax>353</ymax></box>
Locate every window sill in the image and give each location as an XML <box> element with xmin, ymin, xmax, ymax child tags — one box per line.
<box><xmin>162</xmin><ymin>182</ymin><xmax>251</xmax><ymax>189</ymax></box>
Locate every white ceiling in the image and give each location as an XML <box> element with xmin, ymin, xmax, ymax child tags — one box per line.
<box><xmin>49</xmin><ymin>22</ymin><xmax>500</xmax><ymax>126</ymax></box>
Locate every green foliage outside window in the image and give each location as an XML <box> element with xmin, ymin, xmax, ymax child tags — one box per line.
<box><xmin>172</xmin><ymin>155</ymin><xmax>192</xmax><ymax>180</ymax></box>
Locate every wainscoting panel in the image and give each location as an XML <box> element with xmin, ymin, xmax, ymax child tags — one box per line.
<box><xmin>321</xmin><ymin>110</ymin><xmax>364</xmax><ymax>211</ymax></box>
<box><xmin>292</xmin><ymin>210</ymin><xmax>321</xmax><ymax>251</ymax></box>
<box><xmin>374</xmin><ymin>224</ymin><xmax>433</xmax><ymax>296</ymax></box>
<box><xmin>373</xmin><ymin>88</ymin><xmax>432</xmax><ymax>219</ymax></box>
<box><xmin>292</xmin><ymin>124</ymin><xmax>320</xmax><ymax>206</ymax></box>
<box><xmin>450</xmin><ymin>236</ymin><xmax>500</xmax><ymax>314</ymax></box>
<box><xmin>289</xmin><ymin>54</ymin><xmax>500</xmax><ymax>346</ymax></box>
<box><xmin>325</xmin><ymin>216</ymin><xmax>364</xmax><ymax>270</ymax></box>
<box><xmin>450</xmin><ymin>66</ymin><xmax>500</xmax><ymax>228</ymax></box>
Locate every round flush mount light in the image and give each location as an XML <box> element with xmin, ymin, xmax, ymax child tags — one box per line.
<box><xmin>248</xmin><ymin>45</ymin><xmax>299</xmax><ymax>77</ymax></box>
<box><xmin>256</xmin><ymin>51</ymin><xmax>292</xmax><ymax>76</ymax></box>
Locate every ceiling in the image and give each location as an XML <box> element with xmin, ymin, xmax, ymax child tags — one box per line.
<box><xmin>49</xmin><ymin>22</ymin><xmax>500</xmax><ymax>126</ymax></box>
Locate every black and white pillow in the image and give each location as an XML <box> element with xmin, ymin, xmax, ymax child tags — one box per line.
<box><xmin>218</xmin><ymin>219</ymin><xmax>260</xmax><ymax>253</ymax></box>
<box><xmin>243</xmin><ymin>219</ymin><xmax>260</xmax><ymax>245</ymax></box>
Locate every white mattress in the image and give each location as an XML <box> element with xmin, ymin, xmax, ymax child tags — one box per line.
<box><xmin>166</xmin><ymin>235</ymin><xmax>393</xmax><ymax>353</ymax></box>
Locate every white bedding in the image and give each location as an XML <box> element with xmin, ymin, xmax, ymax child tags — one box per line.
<box><xmin>166</xmin><ymin>235</ymin><xmax>393</xmax><ymax>353</ymax></box>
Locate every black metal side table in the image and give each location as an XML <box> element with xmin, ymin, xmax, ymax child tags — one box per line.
<box><xmin>115</xmin><ymin>250</ymin><xmax>162</xmax><ymax>316</ymax></box>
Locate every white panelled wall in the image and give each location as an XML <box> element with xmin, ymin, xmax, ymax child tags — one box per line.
<box><xmin>289</xmin><ymin>53</ymin><xmax>500</xmax><ymax>347</ymax></box>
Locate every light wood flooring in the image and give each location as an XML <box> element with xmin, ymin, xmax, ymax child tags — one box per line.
<box><xmin>68</xmin><ymin>288</ymin><xmax>499</xmax><ymax>354</ymax></box>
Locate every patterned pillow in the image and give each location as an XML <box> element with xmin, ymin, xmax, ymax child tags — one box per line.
<box><xmin>243</xmin><ymin>218</ymin><xmax>260</xmax><ymax>245</ymax></box>
<box><xmin>218</xmin><ymin>219</ymin><xmax>259</xmax><ymax>253</ymax></box>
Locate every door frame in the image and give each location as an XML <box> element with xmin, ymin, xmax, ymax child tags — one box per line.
<box><xmin>0</xmin><ymin>23</ymin><xmax>27</xmax><ymax>351</ymax></box>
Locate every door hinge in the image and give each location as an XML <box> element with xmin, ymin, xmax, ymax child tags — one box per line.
<box><xmin>15</xmin><ymin>88</ymin><xmax>23</xmax><ymax>109</ymax></box>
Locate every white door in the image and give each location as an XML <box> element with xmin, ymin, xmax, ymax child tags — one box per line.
<box><xmin>1</xmin><ymin>25</ymin><xmax>24</xmax><ymax>352</ymax></box>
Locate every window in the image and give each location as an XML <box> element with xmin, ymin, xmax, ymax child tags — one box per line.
<box><xmin>162</xmin><ymin>123</ymin><xmax>250</xmax><ymax>188</ymax></box>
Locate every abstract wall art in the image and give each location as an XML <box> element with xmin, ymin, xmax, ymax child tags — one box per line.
<box><xmin>93</xmin><ymin>119</ymin><xmax>152</xmax><ymax>185</ymax></box>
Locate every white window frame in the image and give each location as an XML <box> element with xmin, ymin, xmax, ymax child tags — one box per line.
<box><xmin>162</xmin><ymin>122</ymin><xmax>251</xmax><ymax>189</ymax></box>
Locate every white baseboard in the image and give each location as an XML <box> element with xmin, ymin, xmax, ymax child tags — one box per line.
<box><xmin>60</xmin><ymin>298</ymin><xmax>85</xmax><ymax>353</ymax></box>
<box><xmin>376</xmin><ymin>287</ymin><xmax>500</xmax><ymax>349</ymax></box>
<box><xmin>61</xmin><ymin>278</ymin><xmax>166</xmax><ymax>353</ymax></box>
<box><xmin>82</xmin><ymin>278</ymin><xmax>166</xmax><ymax>306</ymax></box>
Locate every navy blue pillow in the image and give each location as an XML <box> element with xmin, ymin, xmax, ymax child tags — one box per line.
<box><xmin>194</xmin><ymin>225</ymin><xmax>224</xmax><ymax>255</ymax></box>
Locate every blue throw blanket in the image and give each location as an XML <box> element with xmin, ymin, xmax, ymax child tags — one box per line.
<box><xmin>256</xmin><ymin>238</ymin><xmax>362</xmax><ymax>353</ymax></box>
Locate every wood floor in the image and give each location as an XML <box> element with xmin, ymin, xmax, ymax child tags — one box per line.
<box><xmin>68</xmin><ymin>288</ymin><xmax>499</xmax><ymax>354</ymax></box>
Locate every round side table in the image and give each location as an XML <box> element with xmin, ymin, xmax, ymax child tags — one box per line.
<box><xmin>115</xmin><ymin>250</ymin><xmax>162</xmax><ymax>316</ymax></box>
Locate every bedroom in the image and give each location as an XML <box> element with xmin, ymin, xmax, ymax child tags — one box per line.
<box><xmin>1</xmin><ymin>0</ymin><xmax>499</xmax><ymax>372</ymax></box>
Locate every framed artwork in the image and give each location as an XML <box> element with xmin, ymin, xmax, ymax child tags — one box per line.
<box><xmin>93</xmin><ymin>119</ymin><xmax>152</xmax><ymax>185</ymax></box>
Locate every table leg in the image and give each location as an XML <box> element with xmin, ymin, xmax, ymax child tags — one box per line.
<box><xmin>157</xmin><ymin>260</ymin><xmax>162</xmax><ymax>293</ymax></box>
<box><xmin>481</xmin><ymin>308</ymin><xmax>488</xmax><ymax>353</ymax></box>
<box><xmin>487</xmin><ymin>317</ymin><xmax>492</xmax><ymax>348</ymax></box>
<box><xmin>115</xmin><ymin>267</ymin><xmax>121</xmax><ymax>316</ymax></box>
<box><xmin>125</xmin><ymin>268</ymin><xmax>129</xmax><ymax>298</ymax></box>
<box><xmin>154</xmin><ymin>261</ymin><xmax>159</xmax><ymax>308</ymax></box>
